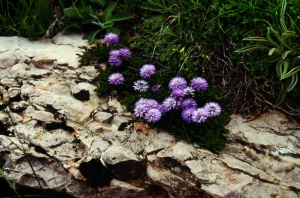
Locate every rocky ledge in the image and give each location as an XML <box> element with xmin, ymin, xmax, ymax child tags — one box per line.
<box><xmin>0</xmin><ymin>34</ymin><xmax>299</xmax><ymax>197</ymax></box>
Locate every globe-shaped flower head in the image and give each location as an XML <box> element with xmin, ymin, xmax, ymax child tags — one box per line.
<box><xmin>104</xmin><ymin>33</ymin><xmax>119</xmax><ymax>44</ymax></box>
<box><xmin>204</xmin><ymin>102</ymin><xmax>221</xmax><ymax>117</ymax></box>
<box><xmin>192</xmin><ymin>108</ymin><xmax>209</xmax><ymax>123</ymax></box>
<box><xmin>190</xmin><ymin>77</ymin><xmax>208</xmax><ymax>91</ymax></box>
<box><xmin>108</xmin><ymin>73</ymin><xmax>124</xmax><ymax>85</ymax></box>
<box><xmin>169</xmin><ymin>77</ymin><xmax>187</xmax><ymax>90</ymax></box>
<box><xmin>119</xmin><ymin>48</ymin><xmax>131</xmax><ymax>58</ymax></box>
<box><xmin>140</xmin><ymin>64</ymin><xmax>156</xmax><ymax>78</ymax></box>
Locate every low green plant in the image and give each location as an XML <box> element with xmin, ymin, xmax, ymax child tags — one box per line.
<box><xmin>79</xmin><ymin>33</ymin><xmax>230</xmax><ymax>152</ymax></box>
<box><xmin>235</xmin><ymin>0</ymin><xmax>300</xmax><ymax>104</ymax></box>
<box><xmin>0</xmin><ymin>0</ymin><xmax>65</xmax><ymax>38</ymax></box>
<box><xmin>64</xmin><ymin>0</ymin><xmax>133</xmax><ymax>44</ymax></box>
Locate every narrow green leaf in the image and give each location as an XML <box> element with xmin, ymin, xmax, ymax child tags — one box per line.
<box><xmin>287</xmin><ymin>73</ymin><xmax>298</xmax><ymax>92</ymax></box>
<box><xmin>103</xmin><ymin>21</ymin><xmax>114</xmax><ymax>28</ymax></box>
<box><xmin>276</xmin><ymin>80</ymin><xmax>289</xmax><ymax>105</ymax></box>
<box><xmin>91</xmin><ymin>21</ymin><xmax>104</xmax><ymax>28</ymax></box>
<box><xmin>282</xmin><ymin>50</ymin><xmax>293</xmax><ymax>59</ymax></box>
<box><xmin>86</xmin><ymin>29</ymin><xmax>101</xmax><ymax>44</ymax></box>
<box><xmin>292</xmin><ymin>56</ymin><xmax>300</xmax><ymax>66</ymax></box>
<box><xmin>234</xmin><ymin>45</ymin><xmax>266</xmax><ymax>53</ymax></box>
<box><xmin>282</xmin><ymin>59</ymin><xmax>290</xmax><ymax>76</ymax></box>
<box><xmin>266</xmin><ymin>27</ymin><xmax>281</xmax><ymax>51</ymax></box>
<box><xmin>276</xmin><ymin>59</ymin><xmax>283</xmax><ymax>76</ymax></box>
<box><xmin>64</xmin><ymin>7</ymin><xmax>83</xmax><ymax>19</ymax></box>
<box><xmin>104</xmin><ymin>2</ymin><xmax>117</xmax><ymax>21</ymax></box>
<box><xmin>140</xmin><ymin>2</ymin><xmax>166</xmax><ymax>13</ymax></box>
<box><xmin>280</xmin><ymin>66</ymin><xmax>300</xmax><ymax>80</ymax></box>
<box><xmin>0</xmin><ymin>170</ymin><xmax>21</xmax><ymax>198</ymax></box>
<box><xmin>89</xmin><ymin>0</ymin><xmax>105</xmax><ymax>7</ymax></box>
<box><xmin>269</xmin><ymin>48</ymin><xmax>280</xmax><ymax>56</ymax></box>
<box><xmin>243</xmin><ymin>37</ymin><xmax>268</xmax><ymax>42</ymax></box>
<box><xmin>109</xmin><ymin>13</ymin><xmax>133</xmax><ymax>22</ymax></box>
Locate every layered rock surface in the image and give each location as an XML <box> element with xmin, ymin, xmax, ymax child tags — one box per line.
<box><xmin>0</xmin><ymin>34</ymin><xmax>299</xmax><ymax>197</ymax></box>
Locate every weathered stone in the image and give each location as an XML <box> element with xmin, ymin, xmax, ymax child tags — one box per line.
<box><xmin>71</xmin><ymin>82</ymin><xmax>91</xmax><ymax>101</ymax></box>
<box><xmin>9</xmin><ymin>101</ymin><xmax>29</xmax><ymax>112</ymax></box>
<box><xmin>111</xmin><ymin>115</ymin><xmax>131</xmax><ymax>131</ymax></box>
<box><xmin>8</xmin><ymin>87</ymin><xmax>21</xmax><ymax>99</ymax></box>
<box><xmin>101</xmin><ymin>145</ymin><xmax>145</xmax><ymax>181</ymax></box>
<box><xmin>94</xmin><ymin>111</ymin><xmax>113</xmax><ymax>124</ymax></box>
<box><xmin>1</xmin><ymin>78</ymin><xmax>19</xmax><ymax>87</ymax></box>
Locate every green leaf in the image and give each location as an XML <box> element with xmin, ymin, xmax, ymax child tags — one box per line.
<box><xmin>268</xmin><ymin>48</ymin><xmax>280</xmax><ymax>56</ymax></box>
<box><xmin>276</xmin><ymin>59</ymin><xmax>283</xmax><ymax>76</ymax></box>
<box><xmin>106</xmin><ymin>26</ymin><xmax>120</xmax><ymax>34</ymax></box>
<box><xmin>282</xmin><ymin>60</ymin><xmax>290</xmax><ymax>76</ymax></box>
<box><xmin>89</xmin><ymin>0</ymin><xmax>106</xmax><ymax>7</ymax></box>
<box><xmin>243</xmin><ymin>37</ymin><xmax>268</xmax><ymax>42</ymax></box>
<box><xmin>109</xmin><ymin>13</ymin><xmax>133</xmax><ymax>22</ymax></box>
<box><xmin>83</xmin><ymin>29</ymin><xmax>101</xmax><ymax>44</ymax></box>
<box><xmin>163</xmin><ymin>27</ymin><xmax>177</xmax><ymax>37</ymax></box>
<box><xmin>140</xmin><ymin>2</ymin><xmax>167</xmax><ymax>13</ymax></box>
<box><xmin>104</xmin><ymin>2</ymin><xmax>117</xmax><ymax>21</ymax></box>
<box><xmin>280</xmin><ymin>66</ymin><xmax>300</xmax><ymax>80</ymax></box>
<box><xmin>234</xmin><ymin>45</ymin><xmax>266</xmax><ymax>53</ymax></box>
<box><xmin>103</xmin><ymin>21</ymin><xmax>114</xmax><ymax>28</ymax></box>
<box><xmin>292</xmin><ymin>56</ymin><xmax>300</xmax><ymax>66</ymax></box>
<box><xmin>276</xmin><ymin>79</ymin><xmax>290</xmax><ymax>105</ymax></box>
<box><xmin>282</xmin><ymin>50</ymin><xmax>293</xmax><ymax>59</ymax></box>
<box><xmin>0</xmin><ymin>169</ymin><xmax>22</xmax><ymax>198</ymax></box>
<box><xmin>287</xmin><ymin>73</ymin><xmax>298</xmax><ymax>92</ymax></box>
<box><xmin>64</xmin><ymin>7</ymin><xmax>83</xmax><ymax>19</ymax></box>
<box><xmin>91</xmin><ymin>21</ymin><xmax>104</xmax><ymax>28</ymax></box>
<box><xmin>266</xmin><ymin>27</ymin><xmax>281</xmax><ymax>51</ymax></box>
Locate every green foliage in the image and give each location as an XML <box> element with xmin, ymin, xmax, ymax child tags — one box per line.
<box><xmin>235</xmin><ymin>0</ymin><xmax>300</xmax><ymax>104</ymax></box>
<box><xmin>64</xmin><ymin>0</ymin><xmax>133</xmax><ymax>44</ymax></box>
<box><xmin>0</xmin><ymin>0</ymin><xmax>66</xmax><ymax>38</ymax></box>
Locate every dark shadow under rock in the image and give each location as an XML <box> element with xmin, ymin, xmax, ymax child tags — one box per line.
<box><xmin>107</xmin><ymin>160</ymin><xmax>147</xmax><ymax>181</ymax></box>
<box><xmin>79</xmin><ymin>159</ymin><xmax>113</xmax><ymax>187</ymax></box>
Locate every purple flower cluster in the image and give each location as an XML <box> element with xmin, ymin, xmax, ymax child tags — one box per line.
<box><xmin>134</xmin><ymin>98</ymin><xmax>161</xmax><ymax>123</ymax></box>
<box><xmin>104</xmin><ymin>33</ymin><xmax>119</xmax><ymax>45</ymax></box>
<box><xmin>108</xmin><ymin>73</ymin><xmax>124</xmax><ymax>85</ymax></box>
<box><xmin>140</xmin><ymin>64</ymin><xmax>156</xmax><ymax>78</ymax></box>
<box><xmin>104</xmin><ymin>33</ymin><xmax>132</xmax><ymax>67</ymax></box>
<box><xmin>133</xmin><ymin>75</ymin><xmax>221</xmax><ymax>124</ymax></box>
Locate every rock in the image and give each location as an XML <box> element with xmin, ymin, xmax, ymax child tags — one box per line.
<box><xmin>101</xmin><ymin>145</ymin><xmax>145</xmax><ymax>181</ymax></box>
<box><xmin>71</xmin><ymin>82</ymin><xmax>91</xmax><ymax>101</ymax></box>
<box><xmin>1</xmin><ymin>34</ymin><xmax>300</xmax><ymax>198</ymax></box>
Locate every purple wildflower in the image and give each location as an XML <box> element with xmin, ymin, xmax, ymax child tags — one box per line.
<box><xmin>151</xmin><ymin>84</ymin><xmax>161</xmax><ymax>92</ymax></box>
<box><xmin>108</xmin><ymin>73</ymin><xmax>124</xmax><ymax>85</ymax></box>
<box><xmin>192</xmin><ymin>108</ymin><xmax>209</xmax><ymax>123</ymax></box>
<box><xmin>144</xmin><ymin>99</ymin><xmax>159</xmax><ymax>110</ymax></box>
<box><xmin>182</xmin><ymin>108</ymin><xmax>195</xmax><ymax>123</ymax></box>
<box><xmin>145</xmin><ymin>108</ymin><xmax>162</xmax><ymax>123</ymax></box>
<box><xmin>109</xmin><ymin>50</ymin><xmax>120</xmax><ymax>57</ymax></box>
<box><xmin>119</xmin><ymin>48</ymin><xmax>131</xmax><ymax>58</ymax></box>
<box><xmin>181</xmin><ymin>98</ymin><xmax>197</xmax><ymax>110</ymax></box>
<box><xmin>134</xmin><ymin>105</ymin><xmax>146</xmax><ymax>118</ymax></box>
<box><xmin>183</xmin><ymin>86</ymin><xmax>195</xmax><ymax>96</ymax></box>
<box><xmin>133</xmin><ymin>80</ymin><xmax>149</xmax><ymax>92</ymax></box>
<box><xmin>190</xmin><ymin>77</ymin><xmax>208</xmax><ymax>91</ymax></box>
<box><xmin>108</xmin><ymin>55</ymin><xmax>122</xmax><ymax>67</ymax></box>
<box><xmin>171</xmin><ymin>89</ymin><xmax>185</xmax><ymax>100</ymax></box>
<box><xmin>204</xmin><ymin>102</ymin><xmax>221</xmax><ymax>117</ymax></box>
<box><xmin>169</xmin><ymin>77</ymin><xmax>187</xmax><ymax>90</ymax></box>
<box><xmin>140</xmin><ymin>64</ymin><xmax>156</xmax><ymax>78</ymax></box>
<box><xmin>161</xmin><ymin>97</ymin><xmax>179</xmax><ymax>113</ymax></box>
<box><xmin>104</xmin><ymin>33</ymin><xmax>119</xmax><ymax>44</ymax></box>
<box><xmin>135</xmin><ymin>98</ymin><xmax>148</xmax><ymax>106</ymax></box>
